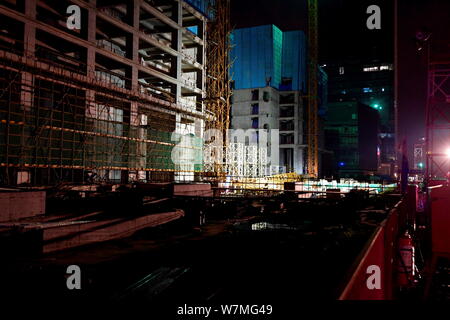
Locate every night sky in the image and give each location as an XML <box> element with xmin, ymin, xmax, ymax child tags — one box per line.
<box><xmin>231</xmin><ymin>0</ymin><xmax>450</xmax><ymax>162</ymax></box>
<box><xmin>397</xmin><ymin>0</ymin><xmax>450</xmax><ymax>160</ymax></box>
<box><xmin>231</xmin><ymin>0</ymin><xmax>393</xmax><ymax>63</ymax></box>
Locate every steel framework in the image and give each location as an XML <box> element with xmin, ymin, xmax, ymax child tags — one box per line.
<box><xmin>0</xmin><ymin>0</ymin><xmax>221</xmax><ymax>186</ymax></box>
<box><xmin>0</xmin><ymin>41</ymin><xmax>202</xmax><ymax>185</ymax></box>
<box><xmin>426</xmin><ymin>61</ymin><xmax>450</xmax><ymax>180</ymax></box>
<box><xmin>307</xmin><ymin>0</ymin><xmax>319</xmax><ymax>177</ymax></box>
<box><xmin>204</xmin><ymin>0</ymin><xmax>232</xmax><ymax>176</ymax></box>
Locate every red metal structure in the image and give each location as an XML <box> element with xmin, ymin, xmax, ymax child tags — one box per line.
<box><xmin>425</xmin><ymin>60</ymin><xmax>450</xmax><ymax>180</ymax></box>
<box><xmin>339</xmin><ymin>197</ymin><xmax>408</xmax><ymax>300</ymax></box>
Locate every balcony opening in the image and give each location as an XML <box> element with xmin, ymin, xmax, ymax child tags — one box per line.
<box><xmin>139</xmin><ymin>8</ymin><xmax>175</xmax><ymax>49</ymax></box>
<box><xmin>97</xmin><ymin>0</ymin><xmax>129</xmax><ymax>25</ymax></box>
<box><xmin>280</xmin><ymin>120</ymin><xmax>294</xmax><ymax>131</ymax></box>
<box><xmin>280</xmin><ymin>106</ymin><xmax>294</xmax><ymax>118</ymax></box>
<box><xmin>96</xmin><ymin>17</ymin><xmax>131</xmax><ymax>59</ymax></box>
<box><xmin>0</xmin><ymin>14</ymin><xmax>24</xmax><ymax>54</ymax></box>
<box><xmin>138</xmin><ymin>69</ymin><xmax>176</xmax><ymax>103</ymax></box>
<box><xmin>251</xmin><ymin>117</ymin><xmax>259</xmax><ymax>129</ymax></box>
<box><xmin>139</xmin><ymin>39</ymin><xmax>174</xmax><ymax>75</ymax></box>
<box><xmin>280</xmin><ymin>134</ymin><xmax>294</xmax><ymax>145</ymax></box>
<box><xmin>251</xmin><ymin>89</ymin><xmax>259</xmax><ymax>101</ymax></box>
<box><xmin>280</xmin><ymin>93</ymin><xmax>295</xmax><ymax>104</ymax></box>
<box><xmin>35</xmin><ymin>30</ymin><xmax>87</xmax><ymax>75</ymax></box>
<box><xmin>95</xmin><ymin>53</ymin><xmax>131</xmax><ymax>89</ymax></box>
<box><xmin>251</xmin><ymin>103</ymin><xmax>259</xmax><ymax>115</ymax></box>
<box><xmin>36</xmin><ymin>0</ymin><xmax>88</xmax><ymax>40</ymax></box>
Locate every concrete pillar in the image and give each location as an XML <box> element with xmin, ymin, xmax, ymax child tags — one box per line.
<box><xmin>85</xmin><ymin>0</ymin><xmax>97</xmax><ymax>175</ymax></box>
<box><xmin>130</xmin><ymin>0</ymin><xmax>140</xmax><ymax>91</ymax></box>
<box><xmin>199</xmin><ymin>19</ymin><xmax>207</xmax><ymax>98</ymax></box>
<box><xmin>24</xmin><ymin>0</ymin><xmax>36</xmax><ymax>56</ymax></box>
<box><xmin>172</xmin><ymin>1</ymin><xmax>183</xmax><ymax>104</ymax></box>
<box><xmin>131</xmin><ymin>102</ymin><xmax>139</xmax><ymax>126</ymax></box>
<box><xmin>21</xmin><ymin>0</ymin><xmax>36</xmax><ymax>114</ymax></box>
<box><xmin>87</xmin><ymin>0</ymin><xmax>96</xmax><ymax>79</ymax></box>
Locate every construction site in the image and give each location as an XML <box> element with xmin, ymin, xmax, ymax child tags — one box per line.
<box><xmin>0</xmin><ymin>0</ymin><xmax>449</xmax><ymax>311</ymax></box>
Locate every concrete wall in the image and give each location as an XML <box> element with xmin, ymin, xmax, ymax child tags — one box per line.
<box><xmin>231</xmin><ymin>87</ymin><xmax>279</xmax><ymax>132</ymax></box>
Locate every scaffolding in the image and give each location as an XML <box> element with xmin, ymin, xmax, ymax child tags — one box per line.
<box><xmin>0</xmin><ymin>0</ymin><xmax>295</xmax><ymax>188</ymax></box>
<box><xmin>204</xmin><ymin>0</ymin><xmax>232</xmax><ymax>176</ymax></box>
<box><xmin>0</xmin><ymin>0</ymin><xmax>216</xmax><ymax>186</ymax></box>
<box><xmin>0</xmin><ymin>41</ymin><xmax>204</xmax><ymax>185</ymax></box>
<box><xmin>203</xmin><ymin>142</ymin><xmax>268</xmax><ymax>178</ymax></box>
<box><xmin>307</xmin><ymin>0</ymin><xmax>319</xmax><ymax>178</ymax></box>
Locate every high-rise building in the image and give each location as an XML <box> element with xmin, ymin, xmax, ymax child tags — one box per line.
<box><xmin>324</xmin><ymin>60</ymin><xmax>394</xmax><ymax>176</ymax></box>
<box><xmin>325</xmin><ymin>101</ymin><xmax>380</xmax><ymax>177</ymax></box>
<box><xmin>230</xmin><ymin>24</ymin><xmax>327</xmax><ymax>175</ymax></box>
<box><xmin>0</xmin><ymin>0</ymin><xmax>210</xmax><ymax>185</ymax></box>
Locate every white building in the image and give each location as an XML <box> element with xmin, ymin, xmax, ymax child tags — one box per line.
<box><xmin>231</xmin><ymin>86</ymin><xmax>306</xmax><ymax>174</ymax></box>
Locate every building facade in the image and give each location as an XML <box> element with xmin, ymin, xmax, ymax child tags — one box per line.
<box><xmin>0</xmin><ymin>0</ymin><xmax>209</xmax><ymax>185</ymax></box>
<box><xmin>230</xmin><ymin>24</ymin><xmax>327</xmax><ymax>175</ymax></box>
<box><xmin>231</xmin><ymin>87</ymin><xmax>305</xmax><ymax>174</ymax></box>
<box><xmin>324</xmin><ymin>60</ymin><xmax>395</xmax><ymax>176</ymax></box>
<box><xmin>325</xmin><ymin>101</ymin><xmax>380</xmax><ymax>177</ymax></box>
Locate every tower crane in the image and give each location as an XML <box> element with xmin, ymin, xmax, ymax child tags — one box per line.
<box><xmin>307</xmin><ymin>0</ymin><xmax>319</xmax><ymax>177</ymax></box>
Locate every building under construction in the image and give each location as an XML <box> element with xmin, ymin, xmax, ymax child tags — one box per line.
<box><xmin>0</xmin><ymin>0</ymin><xmax>231</xmax><ymax>186</ymax></box>
<box><xmin>0</xmin><ymin>0</ymin><xmax>449</xmax><ymax>307</ymax></box>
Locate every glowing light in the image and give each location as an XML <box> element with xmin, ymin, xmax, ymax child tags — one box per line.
<box><xmin>371</xmin><ymin>104</ymin><xmax>383</xmax><ymax>111</ymax></box>
<box><xmin>446</xmin><ymin>148</ymin><xmax>450</xmax><ymax>157</ymax></box>
<box><xmin>339</xmin><ymin>162</ymin><xmax>345</xmax><ymax>167</ymax></box>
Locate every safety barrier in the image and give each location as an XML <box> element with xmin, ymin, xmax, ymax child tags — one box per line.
<box><xmin>339</xmin><ymin>195</ymin><xmax>409</xmax><ymax>300</ymax></box>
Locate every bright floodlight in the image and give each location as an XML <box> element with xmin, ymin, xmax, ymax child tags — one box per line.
<box><xmin>446</xmin><ymin>148</ymin><xmax>450</xmax><ymax>157</ymax></box>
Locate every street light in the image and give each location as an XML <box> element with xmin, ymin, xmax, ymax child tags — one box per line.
<box><xmin>446</xmin><ymin>148</ymin><xmax>450</xmax><ymax>158</ymax></box>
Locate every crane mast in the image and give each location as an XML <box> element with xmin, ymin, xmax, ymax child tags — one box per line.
<box><xmin>307</xmin><ymin>0</ymin><xmax>319</xmax><ymax>177</ymax></box>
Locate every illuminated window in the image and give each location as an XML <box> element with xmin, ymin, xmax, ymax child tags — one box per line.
<box><xmin>363</xmin><ymin>66</ymin><xmax>379</xmax><ymax>72</ymax></box>
<box><xmin>339</xmin><ymin>66</ymin><xmax>345</xmax><ymax>75</ymax></box>
<box><xmin>364</xmin><ymin>64</ymin><xmax>393</xmax><ymax>72</ymax></box>
<box><xmin>363</xmin><ymin>87</ymin><xmax>373</xmax><ymax>93</ymax></box>
<box><xmin>379</xmin><ymin>65</ymin><xmax>393</xmax><ymax>71</ymax></box>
